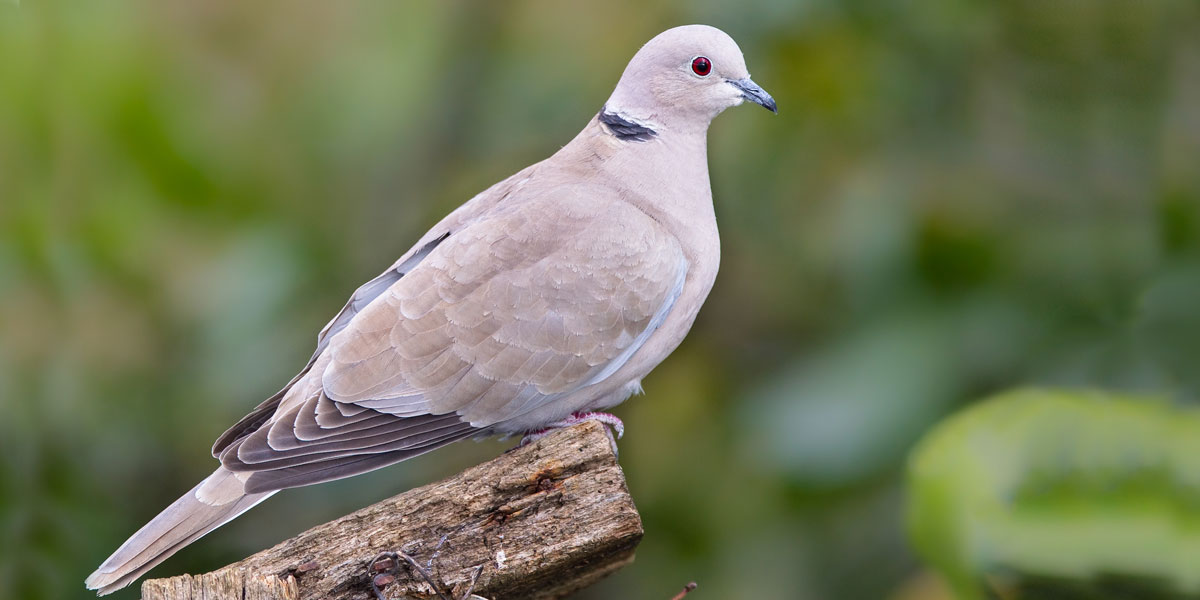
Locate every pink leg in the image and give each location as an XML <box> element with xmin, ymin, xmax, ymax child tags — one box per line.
<box><xmin>519</xmin><ymin>411</ymin><xmax>625</xmax><ymax>447</ymax></box>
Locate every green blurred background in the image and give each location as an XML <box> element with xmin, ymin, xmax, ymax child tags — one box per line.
<box><xmin>2</xmin><ymin>1</ymin><xmax>1199</xmax><ymax>599</ymax></box>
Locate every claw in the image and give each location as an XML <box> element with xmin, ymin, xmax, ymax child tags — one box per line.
<box><xmin>568</xmin><ymin>412</ymin><xmax>624</xmax><ymax>439</ymax></box>
<box><xmin>518</xmin><ymin>429</ymin><xmax>549</xmax><ymax>447</ymax></box>
<box><xmin>518</xmin><ymin>412</ymin><xmax>624</xmax><ymax>455</ymax></box>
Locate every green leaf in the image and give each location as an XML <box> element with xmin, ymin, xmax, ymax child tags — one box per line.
<box><xmin>907</xmin><ymin>388</ymin><xmax>1200</xmax><ymax>599</ymax></box>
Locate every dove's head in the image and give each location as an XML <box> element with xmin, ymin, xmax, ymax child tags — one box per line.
<box><xmin>604</xmin><ymin>25</ymin><xmax>776</xmax><ymax>135</ymax></box>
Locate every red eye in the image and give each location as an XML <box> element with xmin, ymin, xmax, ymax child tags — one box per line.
<box><xmin>691</xmin><ymin>56</ymin><xmax>711</xmax><ymax>77</ymax></box>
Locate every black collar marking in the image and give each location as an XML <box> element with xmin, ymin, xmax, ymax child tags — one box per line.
<box><xmin>598</xmin><ymin>108</ymin><xmax>657</xmax><ymax>142</ymax></box>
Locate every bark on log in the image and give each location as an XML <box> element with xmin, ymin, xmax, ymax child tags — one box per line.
<box><xmin>140</xmin><ymin>421</ymin><xmax>643</xmax><ymax>600</ymax></box>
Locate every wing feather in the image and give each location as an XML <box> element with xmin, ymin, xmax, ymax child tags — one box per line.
<box><xmin>319</xmin><ymin>196</ymin><xmax>686</xmax><ymax>426</ymax></box>
<box><xmin>214</xmin><ymin>182</ymin><xmax>686</xmax><ymax>493</ymax></box>
<box><xmin>240</xmin><ymin>432</ymin><xmax>475</xmax><ymax>494</ymax></box>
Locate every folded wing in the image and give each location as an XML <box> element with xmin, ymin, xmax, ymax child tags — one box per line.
<box><xmin>216</xmin><ymin>192</ymin><xmax>686</xmax><ymax>493</ymax></box>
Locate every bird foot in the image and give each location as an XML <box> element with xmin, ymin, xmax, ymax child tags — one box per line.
<box><xmin>519</xmin><ymin>412</ymin><xmax>624</xmax><ymax>453</ymax></box>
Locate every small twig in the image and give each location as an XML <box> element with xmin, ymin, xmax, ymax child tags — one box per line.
<box><xmin>459</xmin><ymin>564</ymin><xmax>485</xmax><ymax>600</ymax></box>
<box><xmin>397</xmin><ymin>550</ymin><xmax>452</xmax><ymax>600</ymax></box>
<box><xmin>369</xmin><ymin>552</ymin><xmax>397</xmax><ymax>600</ymax></box>
<box><xmin>428</xmin><ymin>533</ymin><xmax>452</xmax><ymax>572</ymax></box>
<box><xmin>369</xmin><ymin>550</ymin><xmax>452</xmax><ymax>600</ymax></box>
<box><xmin>669</xmin><ymin>581</ymin><xmax>698</xmax><ymax>600</ymax></box>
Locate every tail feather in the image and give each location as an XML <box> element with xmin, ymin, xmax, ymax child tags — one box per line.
<box><xmin>85</xmin><ymin>467</ymin><xmax>275</xmax><ymax>595</ymax></box>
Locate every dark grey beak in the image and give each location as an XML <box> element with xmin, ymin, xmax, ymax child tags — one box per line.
<box><xmin>729</xmin><ymin>77</ymin><xmax>777</xmax><ymax>113</ymax></box>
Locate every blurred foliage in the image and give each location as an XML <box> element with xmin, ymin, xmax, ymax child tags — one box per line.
<box><xmin>908</xmin><ymin>389</ymin><xmax>1200</xmax><ymax>599</ymax></box>
<box><xmin>1</xmin><ymin>1</ymin><xmax>1198</xmax><ymax>599</ymax></box>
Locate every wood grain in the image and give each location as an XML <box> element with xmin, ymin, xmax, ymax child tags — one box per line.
<box><xmin>141</xmin><ymin>421</ymin><xmax>642</xmax><ymax>600</ymax></box>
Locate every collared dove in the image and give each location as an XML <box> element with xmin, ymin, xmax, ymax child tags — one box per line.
<box><xmin>86</xmin><ymin>24</ymin><xmax>775</xmax><ymax>595</ymax></box>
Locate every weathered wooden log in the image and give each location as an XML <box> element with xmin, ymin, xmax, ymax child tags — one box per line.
<box><xmin>140</xmin><ymin>421</ymin><xmax>643</xmax><ymax>600</ymax></box>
